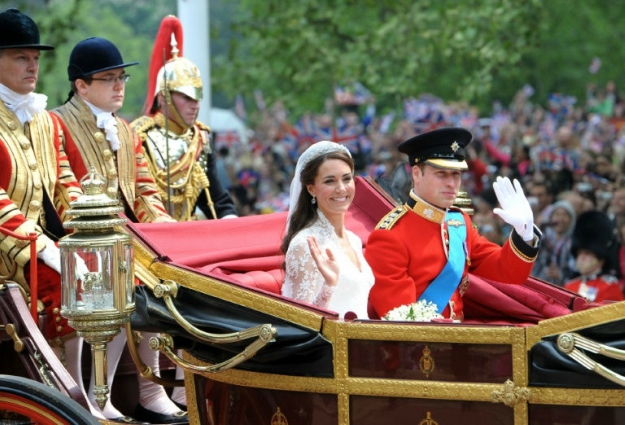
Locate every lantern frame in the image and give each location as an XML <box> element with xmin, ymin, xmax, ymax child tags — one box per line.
<box><xmin>59</xmin><ymin>168</ymin><xmax>135</xmax><ymax>408</ymax></box>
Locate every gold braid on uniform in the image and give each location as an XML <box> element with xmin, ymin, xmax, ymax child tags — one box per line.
<box><xmin>135</xmin><ymin>114</ymin><xmax>215</xmax><ymax>221</ymax></box>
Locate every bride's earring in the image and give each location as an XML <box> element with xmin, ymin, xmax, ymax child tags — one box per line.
<box><xmin>311</xmin><ymin>196</ymin><xmax>316</xmax><ymax>205</ymax></box>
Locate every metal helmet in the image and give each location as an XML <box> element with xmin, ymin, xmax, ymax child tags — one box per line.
<box><xmin>143</xmin><ymin>15</ymin><xmax>203</xmax><ymax>116</ymax></box>
<box><xmin>155</xmin><ymin>39</ymin><xmax>203</xmax><ymax>102</ymax></box>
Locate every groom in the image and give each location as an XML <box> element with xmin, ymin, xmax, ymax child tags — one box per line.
<box><xmin>366</xmin><ymin>127</ymin><xmax>542</xmax><ymax>320</ymax></box>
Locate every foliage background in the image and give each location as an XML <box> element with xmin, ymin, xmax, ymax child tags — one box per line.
<box><xmin>5</xmin><ymin>0</ymin><xmax>625</xmax><ymax>122</ymax></box>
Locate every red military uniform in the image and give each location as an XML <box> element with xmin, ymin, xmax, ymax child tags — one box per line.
<box><xmin>51</xmin><ymin>95</ymin><xmax>173</xmax><ymax>223</ymax></box>
<box><xmin>0</xmin><ymin>103</ymin><xmax>83</xmax><ymax>340</ymax></box>
<box><xmin>366</xmin><ymin>192</ymin><xmax>541</xmax><ymax>320</ymax></box>
<box><xmin>564</xmin><ymin>274</ymin><xmax>624</xmax><ymax>303</ymax></box>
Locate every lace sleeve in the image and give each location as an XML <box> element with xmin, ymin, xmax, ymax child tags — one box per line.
<box><xmin>282</xmin><ymin>234</ymin><xmax>335</xmax><ymax>308</ymax></box>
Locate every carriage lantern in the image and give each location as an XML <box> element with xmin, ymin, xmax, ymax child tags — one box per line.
<box><xmin>59</xmin><ymin>167</ymin><xmax>135</xmax><ymax>409</ymax></box>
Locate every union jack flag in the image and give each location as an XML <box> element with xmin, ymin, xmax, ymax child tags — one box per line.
<box><xmin>315</xmin><ymin>122</ymin><xmax>361</xmax><ymax>155</ymax></box>
<box><xmin>294</xmin><ymin>114</ymin><xmax>318</xmax><ymax>147</ymax></box>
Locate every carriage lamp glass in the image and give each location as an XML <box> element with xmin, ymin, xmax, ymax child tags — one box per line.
<box><xmin>59</xmin><ymin>168</ymin><xmax>135</xmax><ymax>409</ymax></box>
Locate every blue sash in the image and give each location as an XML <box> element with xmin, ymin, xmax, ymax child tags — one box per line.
<box><xmin>418</xmin><ymin>211</ymin><xmax>467</xmax><ymax>314</ymax></box>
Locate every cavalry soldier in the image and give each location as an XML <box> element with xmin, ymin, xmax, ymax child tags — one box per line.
<box><xmin>131</xmin><ymin>15</ymin><xmax>237</xmax><ymax>221</ymax></box>
<box><xmin>366</xmin><ymin>127</ymin><xmax>542</xmax><ymax>320</ymax></box>
<box><xmin>130</xmin><ymin>15</ymin><xmax>238</xmax><ymax>412</ymax></box>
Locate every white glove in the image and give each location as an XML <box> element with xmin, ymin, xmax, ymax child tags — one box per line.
<box><xmin>492</xmin><ymin>176</ymin><xmax>535</xmax><ymax>242</ymax></box>
<box><xmin>74</xmin><ymin>253</ymin><xmax>90</xmax><ymax>281</ymax></box>
<box><xmin>36</xmin><ymin>241</ymin><xmax>62</xmax><ymax>275</ymax></box>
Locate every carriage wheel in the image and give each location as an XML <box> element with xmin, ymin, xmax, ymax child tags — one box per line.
<box><xmin>0</xmin><ymin>375</ymin><xmax>100</xmax><ymax>425</ymax></box>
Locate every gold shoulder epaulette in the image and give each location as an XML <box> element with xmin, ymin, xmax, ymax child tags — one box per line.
<box><xmin>196</xmin><ymin>120</ymin><xmax>211</xmax><ymax>133</ymax></box>
<box><xmin>376</xmin><ymin>206</ymin><xmax>407</xmax><ymax>230</ymax></box>
<box><xmin>130</xmin><ymin>116</ymin><xmax>156</xmax><ymax>141</ymax></box>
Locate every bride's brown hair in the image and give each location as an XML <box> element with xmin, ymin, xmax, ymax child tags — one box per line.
<box><xmin>280</xmin><ymin>150</ymin><xmax>354</xmax><ymax>263</ymax></box>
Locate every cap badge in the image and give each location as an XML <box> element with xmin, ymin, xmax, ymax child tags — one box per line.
<box><xmin>451</xmin><ymin>141</ymin><xmax>460</xmax><ymax>152</ymax></box>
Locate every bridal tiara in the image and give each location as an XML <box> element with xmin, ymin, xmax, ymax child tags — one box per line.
<box><xmin>286</xmin><ymin>141</ymin><xmax>352</xmax><ymax>228</ymax></box>
<box><xmin>297</xmin><ymin>140</ymin><xmax>351</xmax><ymax>172</ymax></box>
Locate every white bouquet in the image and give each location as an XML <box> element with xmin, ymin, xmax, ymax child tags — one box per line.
<box><xmin>383</xmin><ymin>300</ymin><xmax>444</xmax><ymax>322</ymax></box>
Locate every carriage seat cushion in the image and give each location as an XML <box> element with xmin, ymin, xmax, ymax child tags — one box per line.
<box><xmin>226</xmin><ymin>269</ymin><xmax>285</xmax><ymax>294</ymax></box>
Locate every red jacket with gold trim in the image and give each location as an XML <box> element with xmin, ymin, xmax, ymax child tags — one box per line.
<box><xmin>0</xmin><ymin>102</ymin><xmax>84</xmax><ymax>341</ymax></box>
<box><xmin>0</xmin><ymin>102</ymin><xmax>82</xmax><ymax>290</ymax></box>
<box><xmin>366</xmin><ymin>195</ymin><xmax>541</xmax><ymax>320</ymax></box>
<box><xmin>51</xmin><ymin>96</ymin><xmax>173</xmax><ymax>223</ymax></box>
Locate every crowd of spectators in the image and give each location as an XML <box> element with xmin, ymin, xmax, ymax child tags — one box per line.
<box><xmin>213</xmin><ymin>81</ymin><xmax>625</xmax><ymax>298</ymax></box>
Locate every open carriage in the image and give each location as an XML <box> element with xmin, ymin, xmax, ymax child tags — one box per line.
<box><xmin>1</xmin><ymin>176</ymin><xmax>625</xmax><ymax>424</ymax></box>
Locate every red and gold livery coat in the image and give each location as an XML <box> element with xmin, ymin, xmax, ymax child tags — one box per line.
<box><xmin>0</xmin><ymin>101</ymin><xmax>81</xmax><ymax>290</ymax></box>
<box><xmin>0</xmin><ymin>101</ymin><xmax>83</xmax><ymax>341</ymax></box>
<box><xmin>366</xmin><ymin>193</ymin><xmax>541</xmax><ymax>320</ymax></box>
<box><xmin>51</xmin><ymin>96</ymin><xmax>173</xmax><ymax>223</ymax></box>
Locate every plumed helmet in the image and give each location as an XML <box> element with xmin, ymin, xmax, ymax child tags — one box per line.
<box><xmin>570</xmin><ymin>210</ymin><xmax>616</xmax><ymax>259</ymax></box>
<box><xmin>143</xmin><ymin>15</ymin><xmax>203</xmax><ymax>115</ymax></box>
<box><xmin>0</xmin><ymin>8</ymin><xmax>53</xmax><ymax>50</ymax></box>
<box><xmin>156</xmin><ymin>56</ymin><xmax>203</xmax><ymax>101</ymax></box>
<box><xmin>67</xmin><ymin>37</ymin><xmax>138</xmax><ymax>81</ymax></box>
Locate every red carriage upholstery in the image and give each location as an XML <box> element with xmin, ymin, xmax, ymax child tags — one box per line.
<box><xmin>128</xmin><ymin>176</ymin><xmax>586</xmax><ymax>324</ymax></box>
<box><xmin>128</xmin><ymin>176</ymin><xmax>394</xmax><ymax>305</ymax></box>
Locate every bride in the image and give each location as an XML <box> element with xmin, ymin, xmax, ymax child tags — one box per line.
<box><xmin>281</xmin><ymin>141</ymin><xmax>374</xmax><ymax>319</ymax></box>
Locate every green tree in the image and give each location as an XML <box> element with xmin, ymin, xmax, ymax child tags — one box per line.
<box><xmin>492</xmin><ymin>0</ymin><xmax>625</xmax><ymax>109</ymax></box>
<box><xmin>213</xmin><ymin>0</ymin><xmax>544</xmax><ymax>116</ymax></box>
<box><xmin>12</xmin><ymin>0</ymin><xmax>625</xmax><ymax>120</ymax></box>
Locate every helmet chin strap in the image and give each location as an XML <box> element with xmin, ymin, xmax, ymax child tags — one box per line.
<box><xmin>162</xmin><ymin>91</ymin><xmax>193</xmax><ymax>134</ymax></box>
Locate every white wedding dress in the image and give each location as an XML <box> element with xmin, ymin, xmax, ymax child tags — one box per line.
<box><xmin>282</xmin><ymin>211</ymin><xmax>374</xmax><ymax>319</ymax></box>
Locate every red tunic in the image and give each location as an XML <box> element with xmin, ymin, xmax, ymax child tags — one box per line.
<box><xmin>365</xmin><ymin>195</ymin><xmax>540</xmax><ymax>320</ymax></box>
<box><xmin>564</xmin><ymin>275</ymin><xmax>624</xmax><ymax>303</ymax></box>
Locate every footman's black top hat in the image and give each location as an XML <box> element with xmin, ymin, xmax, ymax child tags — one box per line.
<box><xmin>398</xmin><ymin>127</ymin><xmax>472</xmax><ymax>170</ymax></box>
<box><xmin>0</xmin><ymin>8</ymin><xmax>54</xmax><ymax>50</ymax></box>
<box><xmin>68</xmin><ymin>37</ymin><xmax>139</xmax><ymax>81</ymax></box>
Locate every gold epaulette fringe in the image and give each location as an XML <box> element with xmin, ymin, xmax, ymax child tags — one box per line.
<box><xmin>376</xmin><ymin>206</ymin><xmax>407</xmax><ymax>230</ymax></box>
<box><xmin>196</xmin><ymin>121</ymin><xmax>211</xmax><ymax>132</ymax></box>
<box><xmin>130</xmin><ymin>116</ymin><xmax>156</xmax><ymax>141</ymax></box>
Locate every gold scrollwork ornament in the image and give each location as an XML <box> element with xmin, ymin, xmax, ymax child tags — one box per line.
<box><xmin>491</xmin><ymin>379</ymin><xmax>530</xmax><ymax>407</ymax></box>
<box><xmin>271</xmin><ymin>407</ymin><xmax>288</xmax><ymax>425</ymax></box>
<box><xmin>419</xmin><ymin>346</ymin><xmax>435</xmax><ymax>378</ymax></box>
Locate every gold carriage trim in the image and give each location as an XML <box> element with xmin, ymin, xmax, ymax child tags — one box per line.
<box><xmin>490</xmin><ymin>379</ymin><xmax>530</xmax><ymax>407</ymax></box>
<box><xmin>419</xmin><ymin>346</ymin><xmax>435</xmax><ymax>378</ymax></box>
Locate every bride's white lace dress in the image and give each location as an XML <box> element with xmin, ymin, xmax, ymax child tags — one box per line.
<box><xmin>282</xmin><ymin>211</ymin><xmax>374</xmax><ymax>319</ymax></box>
